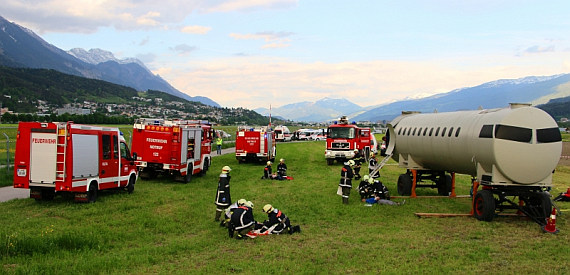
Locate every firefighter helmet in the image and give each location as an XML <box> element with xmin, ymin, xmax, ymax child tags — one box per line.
<box><xmin>280</xmin><ymin>158</ymin><xmax>284</xmax><ymax>162</ymax></box>
<box><xmin>263</xmin><ymin>204</ymin><xmax>274</xmax><ymax>213</ymax></box>
<box><xmin>348</xmin><ymin>160</ymin><xmax>355</xmax><ymax>167</ymax></box>
<box><xmin>245</xmin><ymin>201</ymin><xmax>254</xmax><ymax>208</ymax></box>
<box><xmin>237</xmin><ymin>199</ymin><xmax>247</xmax><ymax>206</ymax></box>
<box><xmin>362</xmin><ymin>175</ymin><xmax>370</xmax><ymax>182</ymax></box>
<box><xmin>222</xmin><ymin>166</ymin><xmax>232</xmax><ymax>173</ymax></box>
<box><xmin>354</xmin><ymin>149</ymin><xmax>359</xmax><ymax>153</ymax></box>
<box><xmin>368</xmin><ymin>177</ymin><xmax>375</xmax><ymax>184</ymax></box>
<box><xmin>267</xmin><ymin>161</ymin><xmax>272</xmax><ymax>166</ymax></box>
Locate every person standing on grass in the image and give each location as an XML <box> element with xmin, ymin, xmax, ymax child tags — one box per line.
<box><xmin>215</xmin><ymin>136</ymin><xmax>223</xmax><ymax>155</ymax></box>
<box><xmin>352</xmin><ymin>149</ymin><xmax>363</xmax><ymax>180</ymax></box>
<box><xmin>214</xmin><ymin>166</ymin><xmax>232</xmax><ymax>222</ymax></box>
<box><xmin>368</xmin><ymin>152</ymin><xmax>379</xmax><ymax>178</ymax></box>
<box><xmin>339</xmin><ymin>160</ymin><xmax>355</xmax><ymax>204</ymax></box>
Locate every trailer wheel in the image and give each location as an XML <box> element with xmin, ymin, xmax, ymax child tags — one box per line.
<box><xmin>437</xmin><ymin>174</ymin><xmax>452</xmax><ymax>196</ymax></box>
<box><xmin>473</xmin><ymin>190</ymin><xmax>495</xmax><ymax>221</ymax></box>
<box><xmin>87</xmin><ymin>182</ymin><xmax>98</xmax><ymax>203</ymax></box>
<box><xmin>397</xmin><ymin>174</ymin><xmax>412</xmax><ymax>196</ymax></box>
<box><xmin>521</xmin><ymin>192</ymin><xmax>552</xmax><ymax>221</ymax></box>
<box><xmin>327</xmin><ymin>159</ymin><xmax>334</xmax><ymax>165</ymax></box>
<box><xmin>126</xmin><ymin>175</ymin><xmax>136</xmax><ymax>194</ymax></box>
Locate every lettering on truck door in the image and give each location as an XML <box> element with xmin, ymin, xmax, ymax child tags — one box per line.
<box><xmin>30</xmin><ymin>132</ymin><xmax>57</xmax><ymax>184</ymax></box>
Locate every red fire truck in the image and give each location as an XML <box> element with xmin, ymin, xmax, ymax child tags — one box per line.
<box><xmin>325</xmin><ymin>116</ymin><xmax>377</xmax><ymax>165</ymax></box>
<box><xmin>13</xmin><ymin>122</ymin><xmax>138</xmax><ymax>202</ymax></box>
<box><xmin>235</xmin><ymin>126</ymin><xmax>276</xmax><ymax>163</ymax></box>
<box><xmin>131</xmin><ymin>118</ymin><xmax>213</xmax><ymax>183</ymax></box>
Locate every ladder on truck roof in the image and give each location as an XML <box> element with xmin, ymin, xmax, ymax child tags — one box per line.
<box><xmin>55</xmin><ymin>122</ymin><xmax>68</xmax><ymax>184</ymax></box>
<box><xmin>369</xmin><ymin>153</ymin><xmax>392</xmax><ymax>178</ymax></box>
<box><xmin>135</xmin><ymin>118</ymin><xmax>210</xmax><ymax>126</ymax></box>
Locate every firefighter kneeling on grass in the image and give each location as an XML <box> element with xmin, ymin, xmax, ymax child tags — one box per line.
<box><xmin>228</xmin><ymin>201</ymin><xmax>258</xmax><ymax>239</ymax></box>
<box><xmin>259</xmin><ymin>204</ymin><xmax>301</xmax><ymax>235</ymax></box>
<box><xmin>338</xmin><ymin>160</ymin><xmax>355</xmax><ymax>204</ymax></box>
<box><xmin>220</xmin><ymin>198</ymin><xmax>247</xmax><ymax>227</ymax></box>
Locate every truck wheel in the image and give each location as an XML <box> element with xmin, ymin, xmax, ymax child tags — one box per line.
<box><xmin>87</xmin><ymin>182</ymin><xmax>98</xmax><ymax>203</ymax></box>
<box><xmin>473</xmin><ymin>190</ymin><xmax>495</xmax><ymax>221</ymax></box>
<box><xmin>200</xmin><ymin>159</ymin><xmax>209</xmax><ymax>176</ymax></box>
<box><xmin>41</xmin><ymin>189</ymin><xmax>55</xmax><ymax>201</ymax></box>
<box><xmin>327</xmin><ymin>159</ymin><xmax>334</xmax><ymax>165</ymax></box>
<box><xmin>182</xmin><ymin>167</ymin><xmax>192</xmax><ymax>183</ymax></box>
<box><xmin>126</xmin><ymin>175</ymin><xmax>136</xmax><ymax>194</ymax></box>
<box><xmin>397</xmin><ymin>174</ymin><xmax>412</xmax><ymax>196</ymax></box>
<box><xmin>437</xmin><ymin>174</ymin><xmax>452</xmax><ymax>196</ymax></box>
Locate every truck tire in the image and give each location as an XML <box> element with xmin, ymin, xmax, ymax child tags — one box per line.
<box><xmin>397</xmin><ymin>174</ymin><xmax>412</xmax><ymax>196</ymax></box>
<box><xmin>126</xmin><ymin>175</ymin><xmax>136</xmax><ymax>194</ymax></box>
<box><xmin>199</xmin><ymin>159</ymin><xmax>209</xmax><ymax>177</ymax></box>
<box><xmin>41</xmin><ymin>189</ymin><xmax>55</xmax><ymax>201</ymax></box>
<box><xmin>473</xmin><ymin>190</ymin><xmax>495</xmax><ymax>221</ymax></box>
<box><xmin>87</xmin><ymin>182</ymin><xmax>98</xmax><ymax>203</ymax></box>
<box><xmin>182</xmin><ymin>166</ymin><xmax>192</xmax><ymax>183</ymax></box>
<box><xmin>437</xmin><ymin>174</ymin><xmax>452</xmax><ymax>196</ymax></box>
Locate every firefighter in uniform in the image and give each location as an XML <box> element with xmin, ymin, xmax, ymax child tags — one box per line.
<box><xmin>262</xmin><ymin>161</ymin><xmax>273</xmax><ymax>179</ymax></box>
<box><xmin>277</xmin><ymin>158</ymin><xmax>287</xmax><ymax>179</ymax></box>
<box><xmin>214</xmin><ymin>166</ymin><xmax>232</xmax><ymax>221</ymax></box>
<box><xmin>368</xmin><ymin>152</ymin><xmax>379</xmax><ymax>178</ymax></box>
<box><xmin>220</xmin><ymin>198</ymin><xmax>247</xmax><ymax>227</ymax></box>
<box><xmin>260</xmin><ymin>204</ymin><xmax>301</xmax><ymax>235</ymax></box>
<box><xmin>358</xmin><ymin>175</ymin><xmax>373</xmax><ymax>202</ymax></box>
<box><xmin>339</xmin><ymin>160</ymin><xmax>355</xmax><ymax>204</ymax></box>
<box><xmin>352</xmin><ymin>149</ymin><xmax>363</xmax><ymax>180</ymax></box>
<box><xmin>229</xmin><ymin>201</ymin><xmax>258</xmax><ymax>239</ymax></box>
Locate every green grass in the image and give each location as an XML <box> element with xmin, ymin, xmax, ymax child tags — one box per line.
<box><xmin>1</xmin><ymin>137</ymin><xmax>569</xmax><ymax>274</ymax></box>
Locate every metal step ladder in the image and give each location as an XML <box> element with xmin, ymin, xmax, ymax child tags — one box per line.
<box><xmin>55</xmin><ymin>122</ymin><xmax>68</xmax><ymax>183</ymax></box>
<box><xmin>369</xmin><ymin>153</ymin><xmax>392</xmax><ymax>178</ymax></box>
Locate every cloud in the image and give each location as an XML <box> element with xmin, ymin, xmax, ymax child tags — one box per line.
<box><xmin>171</xmin><ymin>44</ymin><xmax>198</xmax><ymax>55</ymax></box>
<box><xmin>523</xmin><ymin>45</ymin><xmax>555</xmax><ymax>54</ymax></box>
<box><xmin>204</xmin><ymin>0</ymin><xmax>298</xmax><ymax>12</ymax></box>
<box><xmin>162</xmin><ymin>53</ymin><xmax>570</xmax><ymax>109</ymax></box>
<box><xmin>1</xmin><ymin>0</ymin><xmax>297</xmax><ymax>34</ymax></box>
<box><xmin>230</xmin><ymin>31</ymin><xmax>294</xmax><ymax>49</ymax></box>
<box><xmin>181</xmin><ymin>25</ymin><xmax>212</xmax><ymax>34</ymax></box>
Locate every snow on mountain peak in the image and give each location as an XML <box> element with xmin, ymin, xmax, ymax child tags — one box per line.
<box><xmin>68</xmin><ymin>48</ymin><xmax>147</xmax><ymax>68</ymax></box>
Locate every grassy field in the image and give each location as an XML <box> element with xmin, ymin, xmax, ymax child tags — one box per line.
<box><xmin>1</xmin><ymin>140</ymin><xmax>569</xmax><ymax>274</ymax></box>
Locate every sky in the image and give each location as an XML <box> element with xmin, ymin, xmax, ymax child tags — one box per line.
<box><xmin>3</xmin><ymin>0</ymin><xmax>570</xmax><ymax>109</ymax></box>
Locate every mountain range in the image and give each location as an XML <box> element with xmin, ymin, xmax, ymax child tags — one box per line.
<box><xmin>258</xmin><ymin>74</ymin><xmax>570</xmax><ymax>122</ymax></box>
<box><xmin>0</xmin><ymin>15</ymin><xmax>219</xmax><ymax>107</ymax></box>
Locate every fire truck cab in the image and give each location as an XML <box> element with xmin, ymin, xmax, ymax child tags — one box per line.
<box><xmin>235</xmin><ymin>126</ymin><xmax>276</xmax><ymax>163</ymax></box>
<box><xmin>325</xmin><ymin>116</ymin><xmax>377</xmax><ymax>165</ymax></box>
<box><xmin>13</xmin><ymin>122</ymin><xmax>138</xmax><ymax>202</ymax></box>
<box><xmin>131</xmin><ymin>118</ymin><xmax>213</xmax><ymax>183</ymax></box>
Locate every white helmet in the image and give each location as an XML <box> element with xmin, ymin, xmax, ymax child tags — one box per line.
<box><xmin>267</xmin><ymin>161</ymin><xmax>272</xmax><ymax>166</ymax></box>
<box><xmin>245</xmin><ymin>201</ymin><xmax>254</xmax><ymax>208</ymax></box>
<box><xmin>263</xmin><ymin>204</ymin><xmax>274</xmax><ymax>213</ymax></box>
<box><xmin>348</xmin><ymin>160</ymin><xmax>355</xmax><ymax>167</ymax></box>
<box><xmin>237</xmin><ymin>199</ymin><xmax>247</xmax><ymax>206</ymax></box>
<box><xmin>222</xmin><ymin>166</ymin><xmax>231</xmax><ymax>173</ymax></box>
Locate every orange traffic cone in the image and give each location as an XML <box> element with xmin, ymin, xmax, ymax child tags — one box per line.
<box><xmin>542</xmin><ymin>208</ymin><xmax>559</xmax><ymax>234</ymax></box>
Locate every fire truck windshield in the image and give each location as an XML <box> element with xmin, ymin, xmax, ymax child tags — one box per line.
<box><xmin>328</xmin><ymin>127</ymin><xmax>355</xmax><ymax>139</ymax></box>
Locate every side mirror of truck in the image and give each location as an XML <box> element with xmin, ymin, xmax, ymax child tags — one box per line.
<box><xmin>132</xmin><ymin>152</ymin><xmax>138</xmax><ymax>162</ymax></box>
